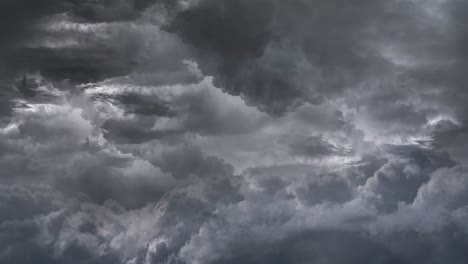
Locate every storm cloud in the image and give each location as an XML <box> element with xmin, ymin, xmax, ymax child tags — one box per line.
<box><xmin>2</xmin><ymin>0</ymin><xmax>468</xmax><ymax>263</ymax></box>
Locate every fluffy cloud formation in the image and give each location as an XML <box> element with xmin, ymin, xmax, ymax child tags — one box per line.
<box><xmin>1</xmin><ymin>0</ymin><xmax>468</xmax><ymax>264</ymax></box>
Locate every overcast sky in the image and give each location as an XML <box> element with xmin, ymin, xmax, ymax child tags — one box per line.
<box><xmin>1</xmin><ymin>0</ymin><xmax>468</xmax><ymax>263</ymax></box>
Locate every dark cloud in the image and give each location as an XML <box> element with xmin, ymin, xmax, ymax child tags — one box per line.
<box><xmin>166</xmin><ymin>0</ymin><xmax>294</xmax><ymax>114</ymax></box>
<box><xmin>2</xmin><ymin>0</ymin><xmax>468</xmax><ymax>264</ymax></box>
<box><xmin>215</xmin><ymin>230</ymin><xmax>405</xmax><ymax>264</ymax></box>
<box><xmin>0</xmin><ymin>0</ymin><xmax>62</xmax><ymax>50</ymax></box>
<box><xmin>283</xmin><ymin>135</ymin><xmax>341</xmax><ymax>157</ymax></box>
<box><xmin>101</xmin><ymin>117</ymin><xmax>176</xmax><ymax>144</ymax></box>
<box><xmin>295</xmin><ymin>172</ymin><xmax>353</xmax><ymax>206</ymax></box>
<box><xmin>167</xmin><ymin>0</ymin><xmax>274</xmax><ymax>59</ymax></box>
<box><xmin>0</xmin><ymin>0</ymin><xmax>189</xmax><ymax>88</ymax></box>
<box><xmin>65</xmin><ymin>0</ymin><xmax>159</xmax><ymax>22</ymax></box>
<box><xmin>108</xmin><ymin>93</ymin><xmax>174</xmax><ymax>116</ymax></box>
<box><xmin>431</xmin><ymin>122</ymin><xmax>468</xmax><ymax>165</ymax></box>
<box><xmin>149</xmin><ymin>144</ymin><xmax>234</xmax><ymax>179</ymax></box>
<box><xmin>9</xmin><ymin>47</ymin><xmax>134</xmax><ymax>83</ymax></box>
<box><xmin>0</xmin><ymin>185</ymin><xmax>59</xmax><ymax>222</ymax></box>
<box><xmin>164</xmin><ymin>0</ymin><xmax>395</xmax><ymax>114</ymax></box>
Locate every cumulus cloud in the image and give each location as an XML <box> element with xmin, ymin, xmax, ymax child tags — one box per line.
<box><xmin>2</xmin><ymin>0</ymin><xmax>468</xmax><ymax>263</ymax></box>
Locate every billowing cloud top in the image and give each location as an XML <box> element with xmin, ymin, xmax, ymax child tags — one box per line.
<box><xmin>1</xmin><ymin>1</ymin><xmax>468</xmax><ymax>263</ymax></box>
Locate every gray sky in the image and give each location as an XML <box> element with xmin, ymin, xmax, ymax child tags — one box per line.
<box><xmin>1</xmin><ymin>1</ymin><xmax>468</xmax><ymax>263</ymax></box>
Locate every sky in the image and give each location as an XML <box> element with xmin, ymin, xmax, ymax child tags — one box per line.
<box><xmin>1</xmin><ymin>0</ymin><xmax>468</xmax><ymax>263</ymax></box>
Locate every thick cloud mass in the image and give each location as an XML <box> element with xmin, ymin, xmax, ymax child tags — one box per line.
<box><xmin>1</xmin><ymin>1</ymin><xmax>468</xmax><ymax>263</ymax></box>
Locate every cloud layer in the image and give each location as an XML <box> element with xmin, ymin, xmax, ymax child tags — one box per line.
<box><xmin>2</xmin><ymin>0</ymin><xmax>468</xmax><ymax>263</ymax></box>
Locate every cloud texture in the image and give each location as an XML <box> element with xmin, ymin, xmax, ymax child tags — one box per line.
<box><xmin>2</xmin><ymin>0</ymin><xmax>468</xmax><ymax>263</ymax></box>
